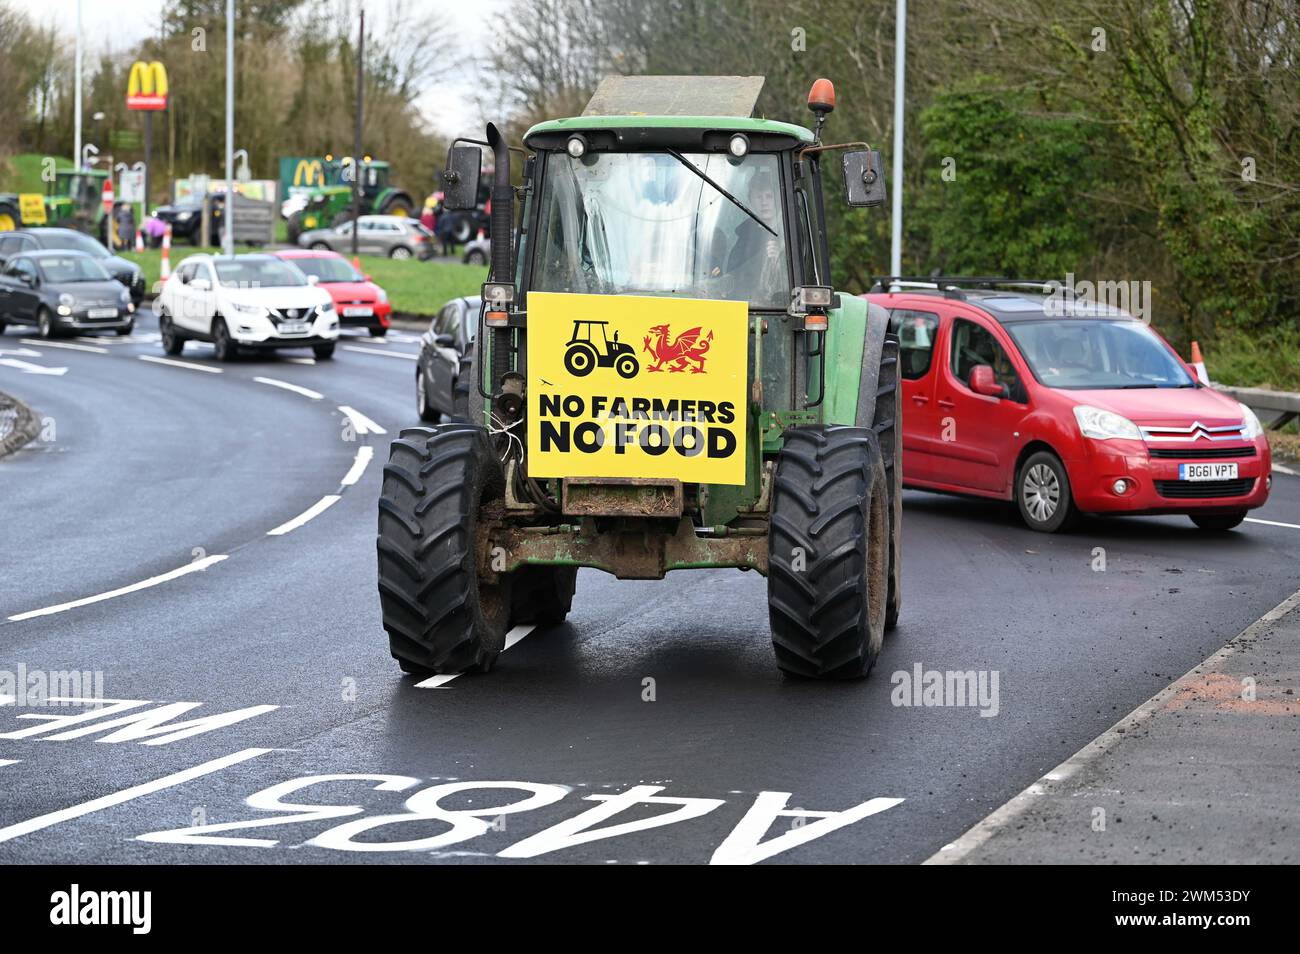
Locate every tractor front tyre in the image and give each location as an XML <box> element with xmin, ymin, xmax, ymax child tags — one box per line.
<box><xmin>767</xmin><ymin>426</ymin><xmax>890</xmax><ymax>679</ymax></box>
<box><xmin>377</xmin><ymin>424</ymin><xmax>513</xmax><ymax>675</ymax></box>
<box><xmin>872</xmin><ymin>335</ymin><xmax>903</xmax><ymax>630</ymax></box>
<box><xmin>564</xmin><ymin>342</ymin><xmax>598</xmax><ymax>377</ymax></box>
<box><xmin>511</xmin><ymin>566</ymin><xmax>578</xmax><ymax>627</ymax></box>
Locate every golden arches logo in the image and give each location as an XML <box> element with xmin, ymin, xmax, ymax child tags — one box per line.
<box><xmin>126</xmin><ymin>61</ymin><xmax>168</xmax><ymax>110</ymax></box>
<box><xmin>293</xmin><ymin>160</ymin><xmax>325</xmax><ymax>187</ymax></box>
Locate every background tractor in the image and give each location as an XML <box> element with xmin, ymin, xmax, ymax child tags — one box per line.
<box><xmin>376</xmin><ymin>75</ymin><xmax>900</xmax><ymax>680</ymax></box>
<box><xmin>284</xmin><ymin>157</ymin><xmax>415</xmax><ymax>242</ymax></box>
<box><xmin>0</xmin><ymin>168</ymin><xmax>110</xmax><ymax>233</ymax></box>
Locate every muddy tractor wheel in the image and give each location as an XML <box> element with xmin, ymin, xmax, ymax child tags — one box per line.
<box><xmin>376</xmin><ymin>424</ymin><xmax>512</xmax><ymax>675</ymax></box>
<box><xmin>511</xmin><ymin>566</ymin><xmax>578</xmax><ymax>626</ymax></box>
<box><xmin>872</xmin><ymin>335</ymin><xmax>903</xmax><ymax>630</ymax></box>
<box><xmin>767</xmin><ymin>426</ymin><xmax>890</xmax><ymax>679</ymax></box>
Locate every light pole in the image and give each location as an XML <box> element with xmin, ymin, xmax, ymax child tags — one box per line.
<box><xmin>350</xmin><ymin>7</ymin><xmax>365</xmax><ymax>261</ymax></box>
<box><xmin>224</xmin><ymin>0</ymin><xmax>234</xmax><ymax>256</ymax></box>
<box><xmin>890</xmin><ymin>0</ymin><xmax>906</xmax><ymax>280</ymax></box>
<box><xmin>74</xmin><ymin>0</ymin><xmax>83</xmax><ymax>168</ymax></box>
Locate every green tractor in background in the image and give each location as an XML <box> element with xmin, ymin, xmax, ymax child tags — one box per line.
<box><xmin>0</xmin><ymin>167</ymin><xmax>110</xmax><ymax>233</ymax></box>
<box><xmin>283</xmin><ymin>156</ymin><xmax>416</xmax><ymax>242</ymax></box>
<box><xmin>375</xmin><ymin>75</ymin><xmax>902</xmax><ymax>681</ymax></box>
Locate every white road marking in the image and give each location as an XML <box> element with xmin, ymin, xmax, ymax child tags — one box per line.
<box><xmin>341</xmin><ymin>445</ymin><xmax>374</xmax><ymax>486</ymax></box>
<box><xmin>1246</xmin><ymin>516</ymin><xmax>1300</xmax><ymax>530</ymax></box>
<box><xmin>342</xmin><ymin>344</ymin><xmax>418</xmax><ymax>361</ymax></box>
<box><xmin>1273</xmin><ymin>462</ymin><xmax>1298</xmax><ymax>477</ymax></box>
<box><xmin>284</xmin><ymin>357</ymin><xmax>316</xmax><ymax>365</ymax></box>
<box><xmin>338</xmin><ymin>405</ymin><xmax>387</xmax><ymax>435</ymax></box>
<box><xmin>266</xmin><ymin>495</ymin><xmax>341</xmax><ymax>536</ymax></box>
<box><xmin>0</xmin><ymin>347</ymin><xmax>42</xmax><ymax>357</ymax></box>
<box><xmin>19</xmin><ymin>338</ymin><xmax>107</xmax><ymax>354</ymax></box>
<box><xmin>8</xmin><ymin>555</ymin><xmax>229</xmax><ymax>622</ymax></box>
<box><xmin>0</xmin><ymin>357</ymin><xmax>67</xmax><ymax>375</ymax></box>
<box><xmin>0</xmin><ymin>760</ymin><xmax>19</xmax><ymax>769</ymax></box>
<box><xmin>138</xmin><ymin>354</ymin><xmax>222</xmax><ymax>374</ymax></box>
<box><xmin>253</xmin><ymin>376</ymin><xmax>323</xmax><ymax>400</ymax></box>
<box><xmin>416</xmin><ymin>625</ymin><xmax>536</xmax><ymax>688</ymax></box>
<box><xmin>0</xmin><ymin>747</ymin><xmax>273</xmax><ymax>845</ymax></box>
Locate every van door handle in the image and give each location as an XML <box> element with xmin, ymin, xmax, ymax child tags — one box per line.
<box><xmin>911</xmin><ymin>395</ymin><xmax>929</xmax><ymax>405</ymax></box>
<box><xmin>938</xmin><ymin>398</ymin><xmax>956</xmax><ymax>409</ymax></box>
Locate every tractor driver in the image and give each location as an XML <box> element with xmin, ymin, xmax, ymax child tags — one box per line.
<box><xmin>709</xmin><ymin>172</ymin><xmax>785</xmax><ymax>306</ymax></box>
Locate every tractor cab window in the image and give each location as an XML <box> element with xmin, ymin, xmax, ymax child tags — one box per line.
<box><xmin>533</xmin><ymin>150</ymin><xmax>790</xmax><ymax>309</ymax></box>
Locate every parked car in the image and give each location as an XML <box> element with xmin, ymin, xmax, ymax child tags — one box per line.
<box><xmin>154</xmin><ymin>253</ymin><xmax>339</xmax><ymax>361</ymax></box>
<box><xmin>0</xmin><ymin>250</ymin><xmax>135</xmax><ymax>337</ymax></box>
<box><xmin>297</xmin><ymin>215</ymin><xmax>434</xmax><ymax>260</ymax></box>
<box><xmin>462</xmin><ymin>236</ymin><xmax>489</xmax><ymax>266</ymax></box>
<box><xmin>149</xmin><ymin>198</ymin><xmax>205</xmax><ymax>245</ymax></box>
<box><xmin>272</xmin><ymin>248</ymin><xmax>392</xmax><ymax>337</ymax></box>
<box><xmin>0</xmin><ymin>227</ymin><xmax>145</xmax><ymax>303</ymax></box>
<box><xmin>865</xmin><ymin>280</ymin><xmax>1271</xmax><ymax>532</ymax></box>
<box><xmin>416</xmin><ymin>296</ymin><xmax>479</xmax><ymax>422</ymax></box>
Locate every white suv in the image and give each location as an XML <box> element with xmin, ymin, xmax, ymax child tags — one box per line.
<box><xmin>156</xmin><ymin>253</ymin><xmax>341</xmax><ymax>361</ymax></box>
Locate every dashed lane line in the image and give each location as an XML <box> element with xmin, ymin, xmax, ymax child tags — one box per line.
<box><xmin>18</xmin><ymin>338</ymin><xmax>108</xmax><ymax>354</ymax></box>
<box><xmin>266</xmin><ymin>495</ymin><xmax>341</xmax><ymax>536</ymax></box>
<box><xmin>0</xmin><ymin>748</ymin><xmax>273</xmax><ymax>845</ymax></box>
<box><xmin>1246</xmin><ymin>516</ymin><xmax>1300</xmax><ymax>530</ymax></box>
<box><xmin>253</xmin><ymin>376</ymin><xmax>324</xmax><ymax>400</ymax></box>
<box><xmin>7</xmin><ymin>555</ymin><xmax>229</xmax><ymax>622</ymax></box>
<box><xmin>284</xmin><ymin>357</ymin><xmax>316</xmax><ymax>365</ymax></box>
<box><xmin>341</xmin><ymin>344</ymin><xmax>418</xmax><ymax>361</ymax></box>
<box><xmin>415</xmin><ymin>625</ymin><xmax>537</xmax><ymax>688</ymax></box>
<box><xmin>341</xmin><ymin>445</ymin><xmax>374</xmax><ymax>487</ymax></box>
<box><xmin>138</xmin><ymin>355</ymin><xmax>222</xmax><ymax>374</ymax></box>
<box><xmin>0</xmin><ymin>761</ymin><xmax>19</xmax><ymax>769</ymax></box>
<box><xmin>338</xmin><ymin>405</ymin><xmax>387</xmax><ymax>435</ymax></box>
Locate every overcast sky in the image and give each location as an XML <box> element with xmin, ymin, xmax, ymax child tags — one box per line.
<box><xmin>34</xmin><ymin>0</ymin><xmax>505</xmax><ymax>135</ymax></box>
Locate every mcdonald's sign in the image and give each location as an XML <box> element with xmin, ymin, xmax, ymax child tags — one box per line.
<box><xmin>126</xmin><ymin>61</ymin><xmax>168</xmax><ymax>111</ymax></box>
<box><xmin>293</xmin><ymin>159</ymin><xmax>325</xmax><ymax>188</ymax></box>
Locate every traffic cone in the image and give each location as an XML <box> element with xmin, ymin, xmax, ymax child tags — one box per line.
<box><xmin>159</xmin><ymin>226</ymin><xmax>172</xmax><ymax>282</ymax></box>
<box><xmin>477</xmin><ymin>228</ymin><xmax>485</xmax><ymax>240</ymax></box>
<box><xmin>1190</xmin><ymin>340</ymin><xmax>1209</xmax><ymax>384</ymax></box>
<box><xmin>135</xmin><ymin>229</ymin><xmax>144</xmax><ymax>253</ymax></box>
<box><xmin>352</xmin><ymin>256</ymin><xmax>362</xmax><ymax>272</ymax></box>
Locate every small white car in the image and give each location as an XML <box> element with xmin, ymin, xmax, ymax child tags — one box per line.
<box><xmin>155</xmin><ymin>253</ymin><xmax>341</xmax><ymax>361</ymax></box>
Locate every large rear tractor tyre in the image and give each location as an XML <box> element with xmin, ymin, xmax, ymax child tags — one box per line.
<box><xmin>377</xmin><ymin>424</ymin><xmax>512</xmax><ymax>675</ymax></box>
<box><xmin>767</xmin><ymin>426</ymin><xmax>890</xmax><ymax>679</ymax></box>
<box><xmin>510</xmin><ymin>566</ymin><xmax>578</xmax><ymax>627</ymax></box>
<box><xmin>872</xmin><ymin>335</ymin><xmax>903</xmax><ymax>630</ymax></box>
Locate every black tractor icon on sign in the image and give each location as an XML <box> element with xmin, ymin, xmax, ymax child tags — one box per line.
<box><xmin>564</xmin><ymin>319</ymin><xmax>640</xmax><ymax>379</ymax></box>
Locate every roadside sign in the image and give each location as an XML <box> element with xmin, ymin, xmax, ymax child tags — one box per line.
<box><xmin>17</xmin><ymin>194</ymin><xmax>46</xmax><ymax>225</ymax></box>
<box><xmin>126</xmin><ymin>61</ymin><xmax>168</xmax><ymax>110</ymax></box>
<box><xmin>118</xmin><ymin>169</ymin><xmax>145</xmax><ymax>204</ymax></box>
<box><xmin>526</xmin><ymin>292</ymin><xmax>748</xmax><ymax>486</ymax></box>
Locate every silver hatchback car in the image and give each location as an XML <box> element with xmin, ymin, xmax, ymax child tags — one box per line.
<box><xmin>297</xmin><ymin>215</ymin><xmax>435</xmax><ymax>260</ymax></box>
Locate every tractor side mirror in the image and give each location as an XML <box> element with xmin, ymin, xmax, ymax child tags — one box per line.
<box><xmin>969</xmin><ymin>365</ymin><xmax>1007</xmax><ymax>398</ymax></box>
<box><xmin>442</xmin><ymin>146</ymin><xmax>482</xmax><ymax>211</ymax></box>
<box><xmin>843</xmin><ymin>149</ymin><xmax>887</xmax><ymax>208</ymax></box>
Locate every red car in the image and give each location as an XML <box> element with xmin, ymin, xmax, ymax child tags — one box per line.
<box><xmin>272</xmin><ymin>249</ymin><xmax>392</xmax><ymax>337</ymax></box>
<box><xmin>865</xmin><ymin>283</ymin><xmax>1271</xmax><ymax>533</ymax></box>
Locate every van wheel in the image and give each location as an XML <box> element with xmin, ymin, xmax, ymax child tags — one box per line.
<box><xmin>160</xmin><ymin>314</ymin><xmax>185</xmax><ymax>355</ymax></box>
<box><xmin>212</xmin><ymin>317</ymin><xmax>237</xmax><ymax>362</ymax></box>
<box><xmin>377</xmin><ymin>425</ymin><xmax>512</xmax><ymax>674</ymax></box>
<box><xmin>768</xmin><ymin>426</ymin><xmax>889</xmax><ymax>679</ymax></box>
<box><xmin>1190</xmin><ymin>511</ymin><xmax>1247</xmax><ymax>531</ymax></box>
<box><xmin>1016</xmin><ymin>450</ymin><xmax>1079</xmax><ymax>533</ymax></box>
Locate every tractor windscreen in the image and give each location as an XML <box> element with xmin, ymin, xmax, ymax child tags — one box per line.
<box><xmin>533</xmin><ymin>151</ymin><xmax>790</xmax><ymax>309</ymax></box>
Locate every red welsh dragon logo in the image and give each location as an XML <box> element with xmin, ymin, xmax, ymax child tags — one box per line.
<box><xmin>643</xmin><ymin>324</ymin><xmax>714</xmax><ymax>373</ymax></box>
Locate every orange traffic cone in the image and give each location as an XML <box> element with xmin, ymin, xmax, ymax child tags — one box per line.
<box><xmin>1190</xmin><ymin>341</ymin><xmax>1209</xmax><ymax>384</ymax></box>
<box><xmin>135</xmin><ymin>229</ymin><xmax>144</xmax><ymax>253</ymax></box>
<box><xmin>352</xmin><ymin>256</ymin><xmax>362</xmax><ymax>272</ymax></box>
<box><xmin>159</xmin><ymin>226</ymin><xmax>172</xmax><ymax>282</ymax></box>
<box><xmin>476</xmin><ymin>227</ymin><xmax>486</xmax><ymax>240</ymax></box>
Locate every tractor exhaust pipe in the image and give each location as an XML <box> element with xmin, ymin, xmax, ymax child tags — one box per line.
<box><xmin>485</xmin><ymin>123</ymin><xmax>513</xmax><ymax>284</ymax></box>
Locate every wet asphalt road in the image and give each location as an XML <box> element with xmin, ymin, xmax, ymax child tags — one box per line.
<box><xmin>1</xmin><ymin>311</ymin><xmax>1298</xmax><ymax>864</ymax></box>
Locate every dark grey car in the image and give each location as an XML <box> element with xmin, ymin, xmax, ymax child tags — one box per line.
<box><xmin>0</xmin><ymin>228</ymin><xmax>146</xmax><ymax>303</ymax></box>
<box><xmin>0</xmin><ymin>250</ymin><xmax>135</xmax><ymax>337</ymax></box>
<box><xmin>417</xmin><ymin>296</ymin><xmax>479</xmax><ymax>422</ymax></box>
<box><xmin>298</xmin><ymin>215</ymin><xmax>435</xmax><ymax>261</ymax></box>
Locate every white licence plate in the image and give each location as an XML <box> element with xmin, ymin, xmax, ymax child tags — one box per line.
<box><xmin>279</xmin><ymin>321</ymin><xmax>310</xmax><ymax>334</ymax></box>
<box><xmin>342</xmin><ymin>306</ymin><xmax>373</xmax><ymax>317</ymax></box>
<box><xmin>87</xmin><ymin>308</ymin><xmax>118</xmax><ymax>319</ymax></box>
<box><xmin>1179</xmin><ymin>462</ymin><xmax>1239</xmax><ymax>481</ymax></box>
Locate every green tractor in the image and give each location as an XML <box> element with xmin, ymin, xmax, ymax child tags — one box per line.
<box><xmin>0</xmin><ymin>168</ymin><xmax>109</xmax><ymax>233</ymax></box>
<box><xmin>375</xmin><ymin>75</ymin><xmax>900</xmax><ymax>679</ymax></box>
<box><xmin>284</xmin><ymin>157</ymin><xmax>415</xmax><ymax>242</ymax></box>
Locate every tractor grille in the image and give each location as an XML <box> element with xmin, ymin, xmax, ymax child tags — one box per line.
<box><xmin>1149</xmin><ymin>446</ymin><xmax>1256</xmax><ymax>459</ymax></box>
<box><xmin>1155</xmin><ymin>478</ymin><xmax>1255</xmax><ymax>499</ymax></box>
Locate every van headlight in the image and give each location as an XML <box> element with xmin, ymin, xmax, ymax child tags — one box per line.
<box><xmin>1239</xmin><ymin>402</ymin><xmax>1264</xmax><ymax>440</ymax></box>
<box><xmin>1074</xmin><ymin>405</ymin><xmax>1142</xmax><ymax>441</ymax></box>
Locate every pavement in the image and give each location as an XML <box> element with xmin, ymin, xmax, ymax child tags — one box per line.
<box><xmin>1</xmin><ymin>309</ymin><xmax>1299</xmax><ymax>864</ymax></box>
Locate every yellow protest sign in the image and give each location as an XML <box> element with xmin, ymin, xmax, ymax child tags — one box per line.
<box><xmin>18</xmin><ymin>194</ymin><xmax>46</xmax><ymax>225</ymax></box>
<box><xmin>526</xmin><ymin>292</ymin><xmax>749</xmax><ymax>486</ymax></box>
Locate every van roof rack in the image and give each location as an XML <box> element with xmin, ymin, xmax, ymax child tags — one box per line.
<box><xmin>869</xmin><ymin>276</ymin><xmax>1073</xmax><ymax>297</ymax></box>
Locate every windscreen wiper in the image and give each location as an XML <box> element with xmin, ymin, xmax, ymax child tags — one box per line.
<box><xmin>666</xmin><ymin>148</ymin><xmax>777</xmax><ymax>238</ymax></box>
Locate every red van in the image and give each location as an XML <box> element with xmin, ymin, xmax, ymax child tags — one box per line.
<box><xmin>864</xmin><ymin>282</ymin><xmax>1271</xmax><ymax>532</ymax></box>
